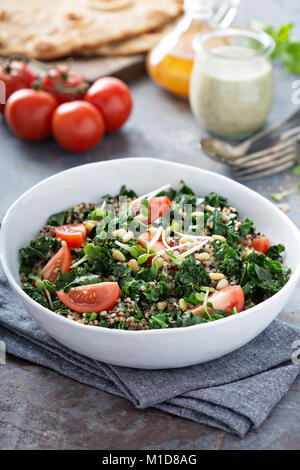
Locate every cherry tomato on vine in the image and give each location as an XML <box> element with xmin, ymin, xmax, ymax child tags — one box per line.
<box><xmin>0</xmin><ymin>61</ymin><xmax>36</xmax><ymax>113</ymax></box>
<box><xmin>85</xmin><ymin>77</ymin><xmax>132</xmax><ymax>132</ymax></box>
<box><xmin>5</xmin><ymin>89</ymin><xmax>58</xmax><ymax>141</ymax></box>
<box><xmin>51</xmin><ymin>100</ymin><xmax>105</xmax><ymax>152</ymax></box>
<box><xmin>41</xmin><ymin>67</ymin><xmax>86</xmax><ymax>103</ymax></box>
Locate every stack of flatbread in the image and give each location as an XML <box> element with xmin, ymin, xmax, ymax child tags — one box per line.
<box><xmin>0</xmin><ymin>0</ymin><xmax>183</xmax><ymax>60</ymax></box>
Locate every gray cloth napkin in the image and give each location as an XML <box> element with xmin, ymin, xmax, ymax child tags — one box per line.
<box><xmin>0</xmin><ymin>266</ymin><xmax>299</xmax><ymax>438</ymax></box>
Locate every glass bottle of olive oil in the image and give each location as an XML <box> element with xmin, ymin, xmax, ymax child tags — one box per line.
<box><xmin>147</xmin><ymin>0</ymin><xmax>240</xmax><ymax>99</ymax></box>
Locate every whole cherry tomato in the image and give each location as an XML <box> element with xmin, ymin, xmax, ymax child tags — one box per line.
<box><xmin>51</xmin><ymin>100</ymin><xmax>105</xmax><ymax>152</ymax></box>
<box><xmin>41</xmin><ymin>67</ymin><xmax>86</xmax><ymax>103</ymax></box>
<box><xmin>0</xmin><ymin>60</ymin><xmax>36</xmax><ymax>113</ymax></box>
<box><xmin>5</xmin><ymin>89</ymin><xmax>58</xmax><ymax>141</ymax></box>
<box><xmin>85</xmin><ymin>77</ymin><xmax>132</xmax><ymax>132</ymax></box>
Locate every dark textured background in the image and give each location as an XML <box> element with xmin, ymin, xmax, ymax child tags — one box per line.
<box><xmin>0</xmin><ymin>0</ymin><xmax>300</xmax><ymax>450</ymax></box>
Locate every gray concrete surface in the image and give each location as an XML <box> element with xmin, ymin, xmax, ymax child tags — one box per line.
<box><xmin>0</xmin><ymin>0</ymin><xmax>300</xmax><ymax>450</ymax></box>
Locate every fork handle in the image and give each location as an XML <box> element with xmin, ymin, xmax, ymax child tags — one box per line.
<box><xmin>243</xmin><ymin>107</ymin><xmax>300</xmax><ymax>150</ymax></box>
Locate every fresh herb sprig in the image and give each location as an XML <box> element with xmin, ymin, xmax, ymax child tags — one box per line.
<box><xmin>249</xmin><ymin>19</ymin><xmax>300</xmax><ymax>74</ymax></box>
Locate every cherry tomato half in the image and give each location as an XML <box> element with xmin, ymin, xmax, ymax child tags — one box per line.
<box><xmin>148</xmin><ymin>196</ymin><xmax>172</xmax><ymax>223</ymax></box>
<box><xmin>41</xmin><ymin>67</ymin><xmax>85</xmax><ymax>103</ymax></box>
<box><xmin>41</xmin><ymin>244</ymin><xmax>72</xmax><ymax>283</ymax></box>
<box><xmin>85</xmin><ymin>77</ymin><xmax>132</xmax><ymax>132</ymax></box>
<box><xmin>55</xmin><ymin>224</ymin><xmax>87</xmax><ymax>248</ymax></box>
<box><xmin>250</xmin><ymin>237</ymin><xmax>270</xmax><ymax>254</ymax></box>
<box><xmin>5</xmin><ymin>89</ymin><xmax>58</xmax><ymax>141</ymax></box>
<box><xmin>57</xmin><ymin>282</ymin><xmax>120</xmax><ymax>313</ymax></box>
<box><xmin>190</xmin><ymin>286</ymin><xmax>245</xmax><ymax>316</ymax></box>
<box><xmin>52</xmin><ymin>100</ymin><xmax>105</xmax><ymax>152</ymax></box>
<box><xmin>0</xmin><ymin>61</ymin><xmax>36</xmax><ymax>113</ymax></box>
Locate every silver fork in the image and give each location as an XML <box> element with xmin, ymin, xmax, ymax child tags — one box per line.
<box><xmin>233</xmin><ymin>127</ymin><xmax>300</xmax><ymax>181</ymax></box>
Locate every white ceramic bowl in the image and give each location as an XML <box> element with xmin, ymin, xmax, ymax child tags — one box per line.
<box><xmin>1</xmin><ymin>158</ymin><xmax>300</xmax><ymax>369</ymax></box>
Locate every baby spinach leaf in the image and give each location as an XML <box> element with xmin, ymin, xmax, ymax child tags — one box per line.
<box><xmin>184</xmin><ymin>291</ymin><xmax>206</xmax><ymax>305</ymax></box>
<box><xmin>84</xmin><ymin>243</ymin><xmax>108</xmax><ymax>264</ymax></box>
<box><xmin>149</xmin><ymin>313</ymin><xmax>169</xmax><ymax>329</ymax></box>
<box><xmin>46</xmin><ymin>210</ymin><xmax>67</xmax><ymax>226</ymax></box>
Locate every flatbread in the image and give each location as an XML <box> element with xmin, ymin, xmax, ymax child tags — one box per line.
<box><xmin>78</xmin><ymin>18</ymin><xmax>179</xmax><ymax>56</ymax></box>
<box><xmin>0</xmin><ymin>0</ymin><xmax>183</xmax><ymax>60</ymax></box>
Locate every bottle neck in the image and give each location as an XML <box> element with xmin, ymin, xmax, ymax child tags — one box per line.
<box><xmin>183</xmin><ymin>0</ymin><xmax>214</xmax><ymax>19</ymax></box>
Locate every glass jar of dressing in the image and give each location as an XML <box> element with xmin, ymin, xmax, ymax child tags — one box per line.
<box><xmin>189</xmin><ymin>28</ymin><xmax>275</xmax><ymax>138</ymax></box>
<box><xmin>146</xmin><ymin>0</ymin><xmax>240</xmax><ymax>99</ymax></box>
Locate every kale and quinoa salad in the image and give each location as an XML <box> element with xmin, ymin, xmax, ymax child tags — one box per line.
<box><xmin>19</xmin><ymin>181</ymin><xmax>291</xmax><ymax>330</ymax></box>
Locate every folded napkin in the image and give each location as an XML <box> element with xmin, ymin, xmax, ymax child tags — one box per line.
<box><xmin>0</xmin><ymin>266</ymin><xmax>299</xmax><ymax>437</ymax></box>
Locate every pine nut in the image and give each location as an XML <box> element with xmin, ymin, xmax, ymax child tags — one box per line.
<box><xmin>155</xmin><ymin>257</ymin><xmax>165</xmax><ymax>269</ymax></box>
<box><xmin>112</xmin><ymin>249</ymin><xmax>126</xmax><ymax>262</ymax></box>
<box><xmin>113</xmin><ymin>228</ymin><xmax>126</xmax><ymax>238</ymax></box>
<box><xmin>180</xmin><ymin>236</ymin><xmax>192</xmax><ymax>244</ymax></box>
<box><xmin>191</xmin><ymin>211</ymin><xmax>204</xmax><ymax>217</ymax></box>
<box><xmin>194</xmin><ymin>252</ymin><xmax>210</xmax><ymax>261</ymax></box>
<box><xmin>122</xmin><ymin>231</ymin><xmax>134</xmax><ymax>243</ymax></box>
<box><xmin>134</xmin><ymin>214</ymin><xmax>148</xmax><ymax>223</ymax></box>
<box><xmin>179</xmin><ymin>298</ymin><xmax>188</xmax><ymax>311</ymax></box>
<box><xmin>149</xmin><ymin>226</ymin><xmax>159</xmax><ymax>236</ymax></box>
<box><xmin>209</xmin><ymin>272</ymin><xmax>225</xmax><ymax>281</ymax></box>
<box><xmin>217</xmin><ymin>278</ymin><xmax>229</xmax><ymax>290</ymax></box>
<box><xmin>83</xmin><ymin>220</ymin><xmax>98</xmax><ymax>233</ymax></box>
<box><xmin>212</xmin><ymin>234</ymin><xmax>227</xmax><ymax>242</ymax></box>
<box><xmin>157</xmin><ymin>301</ymin><xmax>168</xmax><ymax>311</ymax></box>
<box><xmin>128</xmin><ymin>259</ymin><xmax>139</xmax><ymax>272</ymax></box>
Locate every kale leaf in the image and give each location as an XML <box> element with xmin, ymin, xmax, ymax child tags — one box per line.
<box><xmin>174</xmin><ymin>256</ymin><xmax>210</xmax><ymax>297</ymax></box>
<box><xmin>118</xmin><ymin>185</ymin><xmax>137</xmax><ymax>199</ymax></box>
<box><xmin>266</xmin><ymin>244</ymin><xmax>285</xmax><ymax>260</ymax></box>
<box><xmin>214</xmin><ymin>241</ymin><xmax>243</xmax><ymax>278</ymax></box>
<box><xmin>238</xmin><ymin>217</ymin><xmax>255</xmax><ymax>237</ymax></box>
<box><xmin>241</xmin><ymin>252</ymin><xmax>291</xmax><ymax>302</ymax></box>
<box><xmin>22</xmin><ymin>283</ymin><xmax>50</xmax><ymax>308</ymax></box>
<box><xmin>122</xmin><ymin>276</ymin><xmax>168</xmax><ymax>305</ymax></box>
<box><xmin>175</xmin><ymin>180</ymin><xmax>197</xmax><ymax>205</ymax></box>
<box><xmin>19</xmin><ymin>237</ymin><xmax>61</xmax><ymax>275</ymax></box>
<box><xmin>205</xmin><ymin>192</ymin><xmax>228</xmax><ymax>209</ymax></box>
